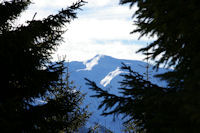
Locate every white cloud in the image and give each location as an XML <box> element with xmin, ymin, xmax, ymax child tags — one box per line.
<box><xmin>85</xmin><ymin>0</ymin><xmax>116</xmax><ymax>8</ymax></box>
<box><xmin>52</xmin><ymin>40</ymin><xmax>145</xmax><ymax>62</ymax></box>
<box><xmin>64</xmin><ymin>18</ymin><xmax>138</xmax><ymax>41</ymax></box>
<box><xmin>17</xmin><ymin>0</ymin><xmax>78</xmax><ymax>23</ymax></box>
<box><xmin>18</xmin><ymin>0</ymin><xmax>154</xmax><ymax>62</ymax></box>
<box><xmin>31</xmin><ymin>0</ymin><xmax>77</xmax><ymax>9</ymax></box>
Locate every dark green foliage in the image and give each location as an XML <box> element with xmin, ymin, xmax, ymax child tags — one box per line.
<box><xmin>87</xmin><ymin>122</ymin><xmax>113</xmax><ymax>133</ymax></box>
<box><xmin>86</xmin><ymin>0</ymin><xmax>200</xmax><ymax>133</ymax></box>
<box><xmin>122</xmin><ymin>120</ymin><xmax>139</xmax><ymax>133</ymax></box>
<box><xmin>38</xmin><ymin>64</ymin><xmax>89</xmax><ymax>132</ymax></box>
<box><xmin>120</xmin><ymin>0</ymin><xmax>200</xmax><ymax>90</ymax></box>
<box><xmin>120</xmin><ymin>0</ymin><xmax>200</xmax><ymax>132</ymax></box>
<box><xmin>0</xmin><ymin>0</ymin><xmax>87</xmax><ymax>132</ymax></box>
<box><xmin>0</xmin><ymin>0</ymin><xmax>31</xmax><ymax>30</ymax></box>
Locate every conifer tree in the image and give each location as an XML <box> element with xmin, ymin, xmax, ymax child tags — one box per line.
<box><xmin>0</xmin><ymin>0</ymin><xmax>86</xmax><ymax>132</ymax></box>
<box><xmin>43</xmin><ymin>62</ymin><xmax>89</xmax><ymax>132</ymax></box>
<box><xmin>86</xmin><ymin>0</ymin><xmax>200</xmax><ymax>133</ymax></box>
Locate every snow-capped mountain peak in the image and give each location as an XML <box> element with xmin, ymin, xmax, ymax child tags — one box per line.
<box><xmin>67</xmin><ymin>54</ymin><xmax>168</xmax><ymax>133</ymax></box>
<box><xmin>77</xmin><ymin>54</ymin><xmax>103</xmax><ymax>71</ymax></box>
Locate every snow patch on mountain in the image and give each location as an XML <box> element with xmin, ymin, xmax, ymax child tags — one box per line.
<box><xmin>77</xmin><ymin>54</ymin><xmax>103</xmax><ymax>71</ymax></box>
<box><xmin>100</xmin><ymin>67</ymin><xmax>123</xmax><ymax>87</ymax></box>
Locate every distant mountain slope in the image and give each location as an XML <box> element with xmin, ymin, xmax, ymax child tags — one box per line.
<box><xmin>67</xmin><ymin>55</ymin><xmax>168</xmax><ymax>133</ymax></box>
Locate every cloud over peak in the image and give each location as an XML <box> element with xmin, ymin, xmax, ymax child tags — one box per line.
<box><xmin>18</xmin><ymin>0</ymin><xmax>153</xmax><ymax>62</ymax></box>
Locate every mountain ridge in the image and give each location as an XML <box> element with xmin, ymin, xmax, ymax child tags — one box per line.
<box><xmin>66</xmin><ymin>54</ymin><xmax>168</xmax><ymax>132</ymax></box>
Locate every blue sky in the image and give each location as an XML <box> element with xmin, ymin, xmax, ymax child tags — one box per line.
<box><xmin>19</xmin><ymin>0</ymin><xmax>155</xmax><ymax>62</ymax></box>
